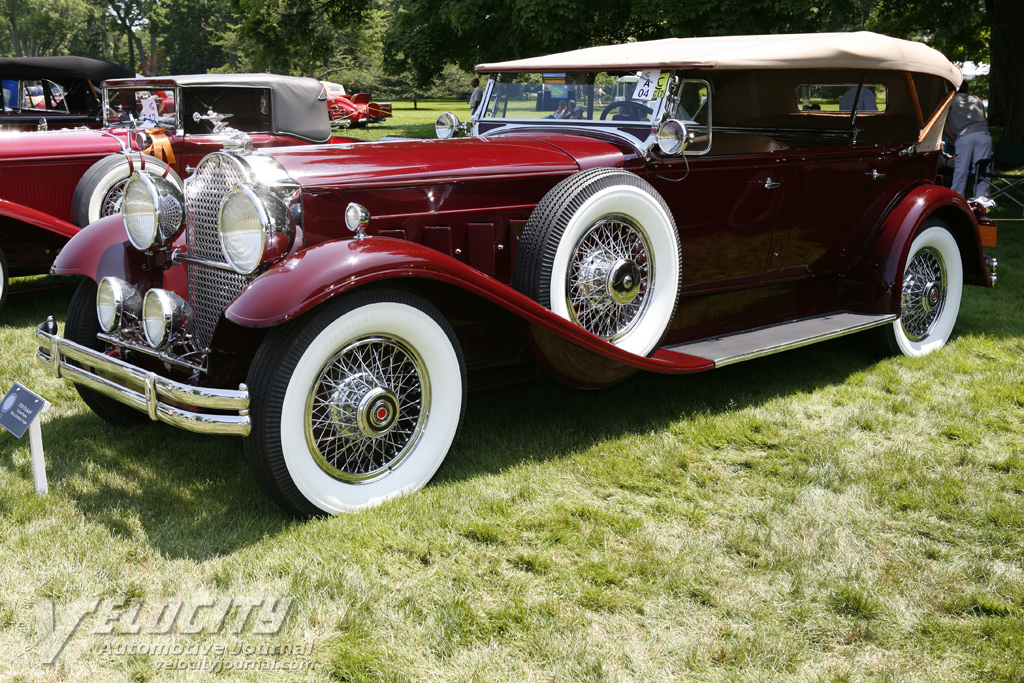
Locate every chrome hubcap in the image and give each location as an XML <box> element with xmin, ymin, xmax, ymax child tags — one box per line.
<box><xmin>306</xmin><ymin>336</ymin><xmax>427</xmax><ymax>482</ymax></box>
<box><xmin>901</xmin><ymin>246</ymin><xmax>945</xmax><ymax>341</ymax></box>
<box><xmin>567</xmin><ymin>216</ymin><xmax>652</xmax><ymax>341</ymax></box>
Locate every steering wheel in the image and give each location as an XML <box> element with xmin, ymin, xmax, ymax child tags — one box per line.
<box><xmin>599</xmin><ymin>100</ymin><xmax>654</xmax><ymax>121</ymax></box>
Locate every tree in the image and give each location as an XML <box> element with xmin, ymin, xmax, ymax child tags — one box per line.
<box><xmin>106</xmin><ymin>0</ymin><xmax>150</xmax><ymax>71</ymax></box>
<box><xmin>871</xmin><ymin>0</ymin><xmax>1023</xmax><ymax>142</ymax></box>
<box><xmin>231</xmin><ymin>0</ymin><xmax>370</xmax><ymax>74</ymax></box>
<box><xmin>161</xmin><ymin>0</ymin><xmax>232</xmax><ymax>74</ymax></box>
<box><xmin>2</xmin><ymin>0</ymin><xmax>95</xmax><ymax>56</ymax></box>
<box><xmin>984</xmin><ymin>0</ymin><xmax>1024</xmax><ymax>141</ymax></box>
<box><xmin>382</xmin><ymin>0</ymin><xmax>871</xmax><ymax>88</ymax></box>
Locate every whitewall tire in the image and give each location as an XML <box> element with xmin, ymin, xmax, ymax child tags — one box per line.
<box><xmin>71</xmin><ymin>153</ymin><xmax>183</xmax><ymax>227</ymax></box>
<box><xmin>513</xmin><ymin>168</ymin><xmax>681</xmax><ymax>356</ymax></box>
<box><xmin>245</xmin><ymin>289</ymin><xmax>466</xmax><ymax>516</ymax></box>
<box><xmin>880</xmin><ymin>221</ymin><xmax>964</xmax><ymax>357</ymax></box>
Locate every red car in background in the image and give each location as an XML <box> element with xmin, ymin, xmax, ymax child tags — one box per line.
<box><xmin>322</xmin><ymin>81</ymin><xmax>392</xmax><ymax>127</ymax></box>
<box><xmin>0</xmin><ymin>73</ymin><xmax>333</xmax><ymax>315</ymax></box>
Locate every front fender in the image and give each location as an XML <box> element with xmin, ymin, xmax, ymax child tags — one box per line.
<box><xmin>225</xmin><ymin>237</ymin><xmax>713</xmax><ymax>374</ymax></box>
<box><xmin>0</xmin><ymin>198</ymin><xmax>80</xmax><ymax>240</ymax></box>
<box><xmin>847</xmin><ymin>183</ymin><xmax>989</xmax><ymax>314</ymax></box>
<box><xmin>50</xmin><ymin>213</ymin><xmax>136</xmax><ymax>280</ymax></box>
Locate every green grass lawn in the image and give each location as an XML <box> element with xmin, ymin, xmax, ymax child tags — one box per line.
<box><xmin>0</xmin><ymin>146</ymin><xmax>1022</xmax><ymax>680</ymax></box>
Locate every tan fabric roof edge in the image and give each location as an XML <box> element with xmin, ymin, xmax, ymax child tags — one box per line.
<box><xmin>475</xmin><ymin>32</ymin><xmax>963</xmax><ymax>87</ymax></box>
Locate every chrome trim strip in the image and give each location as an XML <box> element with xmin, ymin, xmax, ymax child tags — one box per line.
<box><xmin>36</xmin><ymin>322</ymin><xmax>250</xmax><ymax>437</ymax></box>
<box><xmin>171</xmin><ymin>250</ymin><xmax>237</xmax><ymax>272</ymax></box>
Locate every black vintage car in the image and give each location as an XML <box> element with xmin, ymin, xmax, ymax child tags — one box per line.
<box><xmin>0</xmin><ymin>56</ymin><xmax>134</xmax><ymax>130</ymax></box>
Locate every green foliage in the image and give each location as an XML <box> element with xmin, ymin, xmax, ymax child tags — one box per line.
<box><xmin>1</xmin><ymin>0</ymin><xmax>96</xmax><ymax>57</ymax></box>
<box><xmin>868</xmin><ymin>0</ymin><xmax>989</xmax><ymax>63</ymax></box>
<box><xmin>381</xmin><ymin>0</ymin><xmax>874</xmax><ymax>86</ymax></box>
<box><xmin>230</xmin><ymin>0</ymin><xmax>370</xmax><ymax>74</ymax></box>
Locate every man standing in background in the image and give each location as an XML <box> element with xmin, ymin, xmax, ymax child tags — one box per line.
<box><xmin>945</xmin><ymin>81</ymin><xmax>993</xmax><ymax>201</ymax></box>
<box><xmin>469</xmin><ymin>77</ymin><xmax>483</xmax><ymax>115</ymax></box>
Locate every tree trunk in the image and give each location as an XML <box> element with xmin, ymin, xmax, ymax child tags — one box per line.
<box><xmin>986</xmin><ymin>0</ymin><xmax>1024</xmax><ymax>142</ymax></box>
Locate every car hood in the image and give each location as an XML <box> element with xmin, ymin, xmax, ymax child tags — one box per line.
<box><xmin>0</xmin><ymin>128</ymin><xmax>126</xmax><ymax>162</ymax></box>
<box><xmin>269</xmin><ymin>134</ymin><xmax>632</xmax><ymax>189</ymax></box>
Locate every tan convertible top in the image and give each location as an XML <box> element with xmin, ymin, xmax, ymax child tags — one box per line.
<box><xmin>476</xmin><ymin>32</ymin><xmax>962</xmax><ymax>86</ymax></box>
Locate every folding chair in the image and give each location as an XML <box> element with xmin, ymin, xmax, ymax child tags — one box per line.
<box><xmin>975</xmin><ymin>143</ymin><xmax>1024</xmax><ymax>214</ymax></box>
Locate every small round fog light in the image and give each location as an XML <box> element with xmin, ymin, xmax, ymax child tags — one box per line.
<box><xmin>141</xmin><ymin>288</ymin><xmax>191</xmax><ymax>349</ymax></box>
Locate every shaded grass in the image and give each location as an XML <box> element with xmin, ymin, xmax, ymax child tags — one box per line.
<box><xmin>0</xmin><ymin>133</ymin><xmax>1022</xmax><ymax>682</ymax></box>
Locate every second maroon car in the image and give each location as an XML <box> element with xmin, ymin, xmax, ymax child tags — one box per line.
<box><xmin>0</xmin><ymin>73</ymin><xmax>333</xmax><ymax>315</ymax></box>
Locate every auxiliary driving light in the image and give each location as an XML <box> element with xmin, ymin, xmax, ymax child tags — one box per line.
<box><xmin>96</xmin><ymin>277</ymin><xmax>141</xmax><ymax>333</ymax></box>
<box><xmin>141</xmin><ymin>288</ymin><xmax>192</xmax><ymax>349</ymax></box>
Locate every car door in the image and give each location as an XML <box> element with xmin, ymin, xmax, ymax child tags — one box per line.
<box><xmin>647</xmin><ymin>151</ymin><xmax>791</xmax><ymax>291</ymax></box>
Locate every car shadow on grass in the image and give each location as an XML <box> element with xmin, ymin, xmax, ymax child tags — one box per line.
<box><xmin>440</xmin><ymin>332</ymin><xmax>887</xmax><ymax>483</ymax></box>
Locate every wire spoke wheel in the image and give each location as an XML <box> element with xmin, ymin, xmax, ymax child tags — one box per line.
<box><xmin>900</xmin><ymin>246</ymin><xmax>946</xmax><ymax>341</ymax></box>
<box><xmin>100</xmin><ymin>178</ymin><xmax>129</xmax><ymax>217</ymax></box>
<box><xmin>306</xmin><ymin>336</ymin><xmax>427</xmax><ymax>482</ymax></box>
<box><xmin>246</xmin><ymin>289</ymin><xmax>466</xmax><ymax>516</ymax></box>
<box><xmin>566</xmin><ymin>215</ymin><xmax>652</xmax><ymax>341</ymax></box>
<box><xmin>513</xmin><ymin>167</ymin><xmax>681</xmax><ymax>359</ymax></box>
<box><xmin>872</xmin><ymin>221</ymin><xmax>963</xmax><ymax>358</ymax></box>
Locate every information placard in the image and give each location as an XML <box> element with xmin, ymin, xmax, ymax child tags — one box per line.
<box><xmin>0</xmin><ymin>383</ymin><xmax>46</xmax><ymax>439</ymax></box>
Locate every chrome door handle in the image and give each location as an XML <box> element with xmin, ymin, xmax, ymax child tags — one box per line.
<box><xmin>870</xmin><ymin>169</ymin><xmax>886</xmax><ymax>180</ymax></box>
<box><xmin>764</xmin><ymin>178</ymin><xmax>781</xmax><ymax>190</ymax></box>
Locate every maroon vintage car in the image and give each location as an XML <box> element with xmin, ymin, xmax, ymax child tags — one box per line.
<box><xmin>322</xmin><ymin>81</ymin><xmax>392</xmax><ymax>127</ymax></box>
<box><xmin>0</xmin><ymin>56</ymin><xmax>134</xmax><ymax>131</ymax></box>
<box><xmin>36</xmin><ymin>32</ymin><xmax>996</xmax><ymax>516</ymax></box>
<box><xmin>0</xmin><ymin>73</ymin><xmax>332</xmax><ymax>315</ymax></box>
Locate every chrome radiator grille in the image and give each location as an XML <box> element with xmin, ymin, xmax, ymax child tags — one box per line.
<box><xmin>184</xmin><ymin>153</ymin><xmax>253</xmax><ymax>351</ymax></box>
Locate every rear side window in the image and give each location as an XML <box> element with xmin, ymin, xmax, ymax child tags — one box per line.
<box><xmin>796</xmin><ymin>85</ymin><xmax>887</xmax><ymax>112</ymax></box>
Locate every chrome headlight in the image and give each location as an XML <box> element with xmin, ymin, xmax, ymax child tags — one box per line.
<box><xmin>142</xmin><ymin>288</ymin><xmax>192</xmax><ymax>349</ymax></box>
<box><xmin>96</xmin><ymin>277</ymin><xmax>141</xmax><ymax>333</ymax></box>
<box><xmin>655</xmin><ymin>119</ymin><xmax>693</xmax><ymax>156</ymax></box>
<box><xmin>218</xmin><ymin>184</ymin><xmax>290</xmax><ymax>274</ymax></box>
<box><xmin>122</xmin><ymin>172</ymin><xmax>184</xmax><ymax>250</ymax></box>
<box><xmin>435</xmin><ymin>112</ymin><xmax>463</xmax><ymax>140</ymax></box>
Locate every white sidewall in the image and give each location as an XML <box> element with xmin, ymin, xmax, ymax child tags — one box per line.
<box><xmin>279</xmin><ymin>301</ymin><xmax>463</xmax><ymax>514</ymax></box>
<box><xmin>81</xmin><ymin>156</ymin><xmax>180</xmax><ymax>225</ymax></box>
<box><xmin>548</xmin><ymin>185</ymin><xmax>681</xmax><ymax>356</ymax></box>
<box><xmin>893</xmin><ymin>226</ymin><xmax>963</xmax><ymax>357</ymax></box>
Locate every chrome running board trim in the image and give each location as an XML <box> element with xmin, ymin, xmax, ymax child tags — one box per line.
<box><xmin>665</xmin><ymin>311</ymin><xmax>897</xmax><ymax>368</ymax></box>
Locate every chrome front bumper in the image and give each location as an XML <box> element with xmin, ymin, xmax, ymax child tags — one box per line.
<box><xmin>35</xmin><ymin>318</ymin><xmax>251</xmax><ymax>436</ymax></box>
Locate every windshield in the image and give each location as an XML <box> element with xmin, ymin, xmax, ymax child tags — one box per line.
<box><xmin>103</xmin><ymin>87</ymin><xmax>176</xmax><ymax>128</ymax></box>
<box><xmin>477</xmin><ymin>71</ymin><xmax>712</xmax><ymax>153</ymax></box>
<box><xmin>480</xmin><ymin>71</ymin><xmax>667</xmax><ymax>126</ymax></box>
<box><xmin>477</xmin><ymin>71</ymin><xmax>672</xmax><ymax>148</ymax></box>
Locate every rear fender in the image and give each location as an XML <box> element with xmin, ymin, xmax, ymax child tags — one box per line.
<box><xmin>225</xmin><ymin>237</ymin><xmax>713</xmax><ymax>374</ymax></box>
<box><xmin>845</xmin><ymin>183</ymin><xmax>990</xmax><ymax>314</ymax></box>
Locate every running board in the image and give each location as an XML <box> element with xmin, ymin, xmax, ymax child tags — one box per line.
<box><xmin>664</xmin><ymin>311</ymin><xmax>897</xmax><ymax>368</ymax></box>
